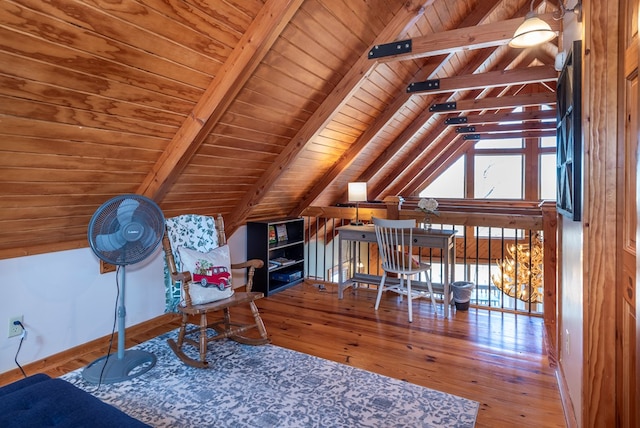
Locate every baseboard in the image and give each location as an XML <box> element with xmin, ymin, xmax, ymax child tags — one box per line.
<box><xmin>556</xmin><ymin>361</ymin><xmax>579</xmax><ymax>428</ymax></box>
<box><xmin>0</xmin><ymin>313</ymin><xmax>179</xmax><ymax>386</ymax></box>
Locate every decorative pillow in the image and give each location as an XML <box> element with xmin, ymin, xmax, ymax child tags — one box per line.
<box><xmin>177</xmin><ymin>245</ymin><xmax>234</xmax><ymax>305</ymax></box>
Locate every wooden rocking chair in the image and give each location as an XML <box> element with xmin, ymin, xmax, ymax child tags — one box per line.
<box><xmin>163</xmin><ymin>214</ymin><xmax>269</xmax><ymax>368</ymax></box>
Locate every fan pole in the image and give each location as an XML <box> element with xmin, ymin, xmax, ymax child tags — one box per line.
<box><xmin>117</xmin><ymin>266</ymin><xmax>126</xmax><ymax>359</ymax></box>
<box><xmin>82</xmin><ymin>267</ymin><xmax>157</xmax><ymax>384</ymax></box>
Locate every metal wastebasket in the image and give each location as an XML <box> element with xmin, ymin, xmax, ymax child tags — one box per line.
<box><xmin>451</xmin><ymin>281</ymin><xmax>474</xmax><ymax>311</ymax></box>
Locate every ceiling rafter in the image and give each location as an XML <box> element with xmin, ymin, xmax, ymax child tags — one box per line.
<box><xmin>463</xmin><ymin>129</ymin><xmax>556</xmax><ymax>139</ymax></box>
<box><xmin>454</xmin><ymin>122</ymin><xmax>555</xmax><ymax>134</ymax></box>
<box><xmin>433</xmin><ymin>91</ymin><xmax>556</xmax><ymax>114</ymax></box>
<box><xmin>448</xmin><ymin>109</ymin><xmax>556</xmax><ymax>125</ymax></box>
<box><xmin>136</xmin><ymin>0</ymin><xmax>304</xmax><ymax>201</ymax></box>
<box><xmin>372</xmin><ymin>14</ymin><xmax>562</xmax><ymax>63</ymax></box>
<box><xmin>407</xmin><ymin>65</ymin><xmax>558</xmax><ymax>95</ymax></box>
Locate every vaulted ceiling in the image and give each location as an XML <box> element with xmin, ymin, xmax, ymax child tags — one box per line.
<box><xmin>0</xmin><ymin>0</ymin><xmax>563</xmax><ymax>259</ymax></box>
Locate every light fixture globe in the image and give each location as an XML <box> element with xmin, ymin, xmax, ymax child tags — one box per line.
<box><xmin>509</xmin><ymin>12</ymin><xmax>556</xmax><ymax>48</ymax></box>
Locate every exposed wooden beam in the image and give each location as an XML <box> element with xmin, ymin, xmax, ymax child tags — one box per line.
<box><xmin>407</xmin><ymin>65</ymin><xmax>558</xmax><ymax>94</ymax></box>
<box><xmin>373</xmin><ymin>14</ymin><xmax>562</xmax><ymax>62</ymax></box>
<box><xmin>461</xmin><ymin>129</ymin><xmax>556</xmax><ymax>140</ymax></box>
<box><xmin>455</xmin><ymin>122</ymin><xmax>556</xmax><ymax>134</ymax></box>
<box><xmin>431</xmin><ymin>92</ymin><xmax>556</xmax><ymax>114</ymax></box>
<box><xmin>136</xmin><ymin>0</ymin><xmax>303</xmax><ymax>201</ymax></box>
<box><xmin>448</xmin><ymin>109</ymin><xmax>556</xmax><ymax>125</ymax></box>
<box><xmin>225</xmin><ymin>0</ymin><xmax>434</xmax><ymax>233</ymax></box>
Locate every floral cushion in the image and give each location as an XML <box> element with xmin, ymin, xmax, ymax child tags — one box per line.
<box><xmin>177</xmin><ymin>245</ymin><xmax>234</xmax><ymax>305</ymax></box>
<box><xmin>164</xmin><ymin>214</ymin><xmax>219</xmax><ymax>312</ymax></box>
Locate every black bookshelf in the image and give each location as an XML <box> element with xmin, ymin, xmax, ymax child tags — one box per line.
<box><xmin>247</xmin><ymin>218</ymin><xmax>305</xmax><ymax>296</ymax></box>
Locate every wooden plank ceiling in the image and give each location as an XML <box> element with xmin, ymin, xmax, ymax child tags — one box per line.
<box><xmin>0</xmin><ymin>0</ymin><xmax>562</xmax><ymax>259</ymax></box>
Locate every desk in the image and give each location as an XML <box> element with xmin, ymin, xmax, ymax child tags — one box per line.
<box><xmin>337</xmin><ymin>225</ymin><xmax>456</xmax><ymax>318</ymax></box>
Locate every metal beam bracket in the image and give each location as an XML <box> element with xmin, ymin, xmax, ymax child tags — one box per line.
<box><xmin>456</xmin><ymin>126</ymin><xmax>476</xmax><ymax>133</ymax></box>
<box><xmin>406</xmin><ymin>79</ymin><xmax>440</xmax><ymax>93</ymax></box>
<box><xmin>369</xmin><ymin>39</ymin><xmax>412</xmax><ymax>59</ymax></box>
<box><xmin>463</xmin><ymin>134</ymin><xmax>481</xmax><ymax>140</ymax></box>
<box><xmin>429</xmin><ymin>102</ymin><xmax>457</xmax><ymax>112</ymax></box>
<box><xmin>445</xmin><ymin>116</ymin><xmax>468</xmax><ymax>125</ymax></box>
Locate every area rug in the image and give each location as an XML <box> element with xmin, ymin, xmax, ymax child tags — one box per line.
<box><xmin>61</xmin><ymin>330</ymin><xmax>478</xmax><ymax>427</ymax></box>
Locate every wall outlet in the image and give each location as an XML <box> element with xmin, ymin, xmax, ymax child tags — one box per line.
<box><xmin>8</xmin><ymin>316</ymin><xmax>23</xmax><ymax>338</ymax></box>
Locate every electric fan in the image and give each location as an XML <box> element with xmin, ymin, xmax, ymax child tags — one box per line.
<box><xmin>83</xmin><ymin>194</ymin><xmax>165</xmax><ymax>384</ymax></box>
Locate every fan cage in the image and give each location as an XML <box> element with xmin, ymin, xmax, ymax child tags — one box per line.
<box><xmin>88</xmin><ymin>194</ymin><xmax>165</xmax><ymax>266</ymax></box>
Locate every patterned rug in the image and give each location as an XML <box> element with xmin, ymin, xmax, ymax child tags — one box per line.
<box><xmin>61</xmin><ymin>330</ymin><xmax>478</xmax><ymax>427</ymax></box>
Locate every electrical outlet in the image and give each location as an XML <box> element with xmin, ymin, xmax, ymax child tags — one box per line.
<box><xmin>8</xmin><ymin>316</ymin><xmax>23</xmax><ymax>338</ymax></box>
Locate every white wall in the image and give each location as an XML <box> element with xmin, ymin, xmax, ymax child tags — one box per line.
<box><xmin>0</xmin><ymin>226</ymin><xmax>247</xmax><ymax>376</ymax></box>
<box><xmin>556</xmin><ymin>6</ymin><xmax>584</xmax><ymax>424</ymax></box>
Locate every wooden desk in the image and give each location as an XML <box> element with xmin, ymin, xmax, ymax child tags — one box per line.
<box><xmin>337</xmin><ymin>224</ymin><xmax>456</xmax><ymax>318</ymax></box>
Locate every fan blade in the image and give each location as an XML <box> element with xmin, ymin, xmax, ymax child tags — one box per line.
<box><xmin>117</xmin><ymin>198</ymin><xmax>139</xmax><ymax>226</ymax></box>
<box><xmin>96</xmin><ymin>231</ymin><xmax>127</xmax><ymax>252</ymax></box>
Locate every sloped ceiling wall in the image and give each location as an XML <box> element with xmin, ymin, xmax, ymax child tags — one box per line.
<box><xmin>0</xmin><ymin>0</ymin><xmax>559</xmax><ymax>259</ymax></box>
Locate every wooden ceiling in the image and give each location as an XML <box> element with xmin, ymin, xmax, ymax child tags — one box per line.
<box><xmin>0</xmin><ymin>0</ymin><xmax>562</xmax><ymax>259</ymax></box>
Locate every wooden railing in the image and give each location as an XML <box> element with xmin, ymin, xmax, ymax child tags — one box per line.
<box><xmin>301</xmin><ymin>197</ymin><xmax>558</xmax><ymax>362</ymax></box>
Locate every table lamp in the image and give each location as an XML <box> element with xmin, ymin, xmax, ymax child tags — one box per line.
<box><xmin>348</xmin><ymin>182</ymin><xmax>367</xmax><ymax>225</ymax></box>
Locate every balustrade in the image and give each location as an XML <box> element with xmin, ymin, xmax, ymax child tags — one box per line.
<box><xmin>300</xmin><ymin>197</ymin><xmax>557</xmax><ymax>352</ymax></box>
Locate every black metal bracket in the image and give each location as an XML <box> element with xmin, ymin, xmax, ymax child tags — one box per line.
<box><xmin>429</xmin><ymin>102</ymin><xmax>457</xmax><ymax>112</ymax></box>
<box><xmin>368</xmin><ymin>39</ymin><xmax>412</xmax><ymax>59</ymax></box>
<box><xmin>463</xmin><ymin>134</ymin><xmax>481</xmax><ymax>140</ymax></box>
<box><xmin>456</xmin><ymin>126</ymin><xmax>476</xmax><ymax>133</ymax></box>
<box><xmin>445</xmin><ymin>116</ymin><xmax>468</xmax><ymax>125</ymax></box>
<box><xmin>406</xmin><ymin>79</ymin><xmax>440</xmax><ymax>93</ymax></box>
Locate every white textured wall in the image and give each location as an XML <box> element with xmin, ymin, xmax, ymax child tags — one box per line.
<box><xmin>0</xmin><ymin>226</ymin><xmax>246</xmax><ymax>376</ymax></box>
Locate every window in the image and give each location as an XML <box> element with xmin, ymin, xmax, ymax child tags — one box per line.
<box><xmin>540</xmin><ymin>153</ymin><xmax>556</xmax><ymax>200</ymax></box>
<box><xmin>420</xmin><ymin>156</ymin><xmax>465</xmax><ymax>198</ymax></box>
<box><xmin>474</xmin><ymin>155</ymin><xmax>523</xmax><ymax>199</ymax></box>
<box><xmin>475</xmin><ymin>138</ymin><xmax>523</xmax><ymax>149</ymax></box>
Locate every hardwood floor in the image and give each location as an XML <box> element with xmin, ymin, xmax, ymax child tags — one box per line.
<box><xmin>0</xmin><ymin>281</ymin><xmax>565</xmax><ymax>427</ymax></box>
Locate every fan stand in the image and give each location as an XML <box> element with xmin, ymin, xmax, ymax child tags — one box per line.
<box><xmin>83</xmin><ymin>267</ymin><xmax>156</xmax><ymax>384</ymax></box>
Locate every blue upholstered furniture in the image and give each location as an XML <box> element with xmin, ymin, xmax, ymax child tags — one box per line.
<box><xmin>0</xmin><ymin>373</ymin><xmax>149</xmax><ymax>427</ymax></box>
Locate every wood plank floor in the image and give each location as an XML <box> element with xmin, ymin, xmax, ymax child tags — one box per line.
<box><xmin>0</xmin><ymin>282</ymin><xmax>566</xmax><ymax>427</ymax></box>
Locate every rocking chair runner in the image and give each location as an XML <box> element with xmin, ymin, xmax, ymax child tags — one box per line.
<box><xmin>163</xmin><ymin>214</ymin><xmax>269</xmax><ymax>368</ymax></box>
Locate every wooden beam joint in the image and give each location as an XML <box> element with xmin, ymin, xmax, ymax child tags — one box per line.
<box><xmin>429</xmin><ymin>102</ymin><xmax>457</xmax><ymax>112</ymax></box>
<box><xmin>407</xmin><ymin>78</ymin><xmax>440</xmax><ymax>93</ymax></box>
<box><xmin>368</xmin><ymin>39</ymin><xmax>412</xmax><ymax>59</ymax></box>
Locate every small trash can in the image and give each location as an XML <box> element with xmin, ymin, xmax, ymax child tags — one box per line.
<box><xmin>451</xmin><ymin>281</ymin><xmax>474</xmax><ymax>311</ymax></box>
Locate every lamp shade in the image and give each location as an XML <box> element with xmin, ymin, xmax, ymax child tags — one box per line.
<box><xmin>348</xmin><ymin>182</ymin><xmax>367</xmax><ymax>202</ymax></box>
<box><xmin>509</xmin><ymin>13</ymin><xmax>556</xmax><ymax>48</ymax></box>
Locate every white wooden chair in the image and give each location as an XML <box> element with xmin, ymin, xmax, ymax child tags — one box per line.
<box><xmin>372</xmin><ymin>217</ymin><xmax>437</xmax><ymax>322</ymax></box>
